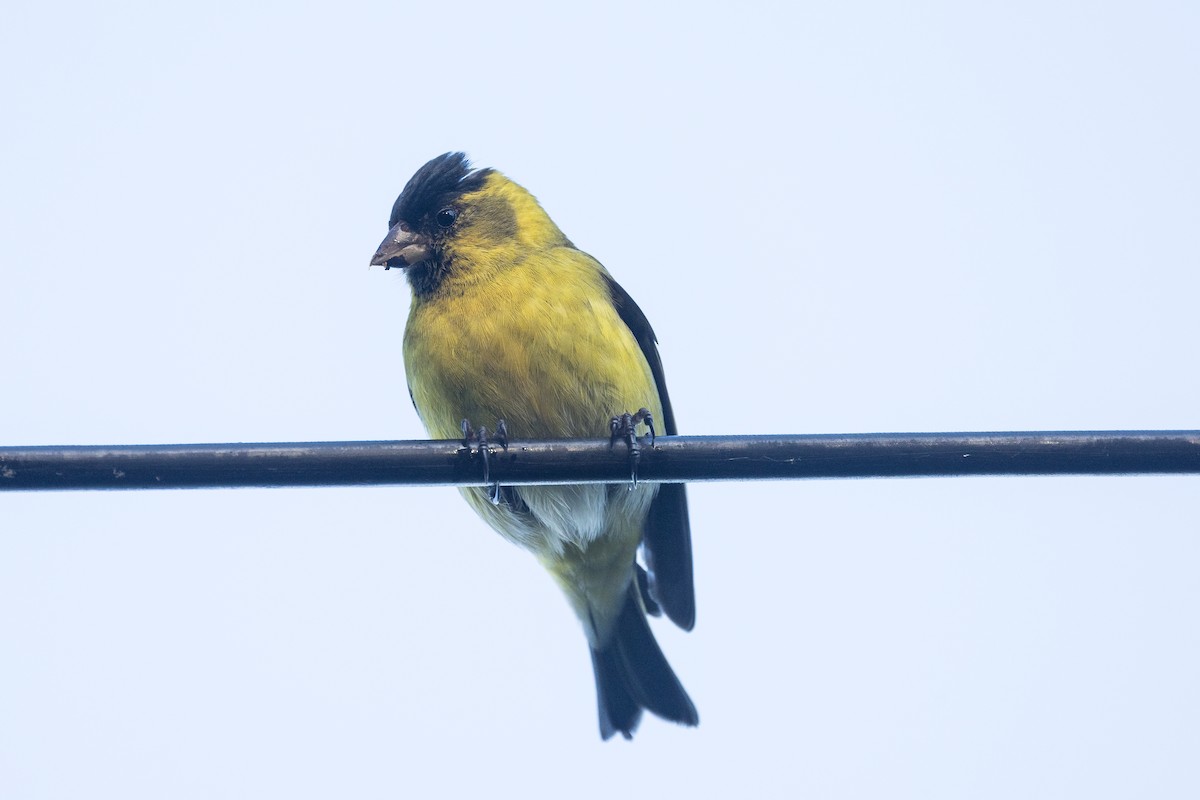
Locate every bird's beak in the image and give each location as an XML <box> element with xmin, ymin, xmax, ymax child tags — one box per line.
<box><xmin>370</xmin><ymin>223</ymin><xmax>431</xmax><ymax>270</ymax></box>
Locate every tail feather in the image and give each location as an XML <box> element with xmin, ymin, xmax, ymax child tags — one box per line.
<box><xmin>590</xmin><ymin>582</ymin><xmax>699</xmax><ymax>740</ymax></box>
<box><xmin>590</xmin><ymin>645</ymin><xmax>642</xmax><ymax>740</ymax></box>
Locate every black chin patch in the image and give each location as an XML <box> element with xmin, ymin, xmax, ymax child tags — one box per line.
<box><xmin>405</xmin><ymin>259</ymin><xmax>445</xmax><ymax>297</ymax></box>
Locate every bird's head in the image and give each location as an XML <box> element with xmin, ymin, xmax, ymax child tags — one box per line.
<box><xmin>370</xmin><ymin>152</ymin><xmax>568</xmax><ymax>297</ymax></box>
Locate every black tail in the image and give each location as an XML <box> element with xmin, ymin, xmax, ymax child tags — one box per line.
<box><xmin>589</xmin><ymin>582</ymin><xmax>699</xmax><ymax>740</ymax></box>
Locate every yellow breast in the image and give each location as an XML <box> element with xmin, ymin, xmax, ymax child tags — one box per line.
<box><xmin>402</xmin><ymin>248</ymin><xmax>663</xmax><ymax>442</ymax></box>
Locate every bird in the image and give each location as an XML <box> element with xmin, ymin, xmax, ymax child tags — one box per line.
<box><xmin>370</xmin><ymin>152</ymin><xmax>697</xmax><ymax>739</ymax></box>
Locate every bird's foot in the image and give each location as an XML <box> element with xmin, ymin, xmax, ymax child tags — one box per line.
<box><xmin>609</xmin><ymin>407</ymin><xmax>655</xmax><ymax>487</ymax></box>
<box><xmin>461</xmin><ymin>418</ymin><xmax>508</xmax><ymax>501</ymax></box>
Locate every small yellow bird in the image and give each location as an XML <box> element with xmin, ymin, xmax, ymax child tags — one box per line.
<box><xmin>370</xmin><ymin>153</ymin><xmax>697</xmax><ymax>739</ymax></box>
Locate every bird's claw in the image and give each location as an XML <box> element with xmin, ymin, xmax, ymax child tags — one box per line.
<box><xmin>609</xmin><ymin>407</ymin><xmax>655</xmax><ymax>488</ymax></box>
<box><xmin>461</xmin><ymin>418</ymin><xmax>509</xmax><ymax>501</ymax></box>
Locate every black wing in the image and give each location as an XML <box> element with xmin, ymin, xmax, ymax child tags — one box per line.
<box><xmin>603</xmin><ymin>273</ymin><xmax>695</xmax><ymax>631</ymax></box>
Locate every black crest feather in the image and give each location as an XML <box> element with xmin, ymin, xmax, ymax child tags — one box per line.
<box><xmin>389</xmin><ymin>152</ymin><xmax>493</xmax><ymax>228</ymax></box>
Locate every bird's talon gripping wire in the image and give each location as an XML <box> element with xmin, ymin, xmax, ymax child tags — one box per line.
<box><xmin>635</xmin><ymin>408</ymin><xmax>656</xmax><ymax>446</ymax></box>
<box><xmin>463</xmin><ymin>419</ymin><xmax>508</xmax><ymax>502</ymax></box>
<box><xmin>478</xmin><ymin>426</ymin><xmax>493</xmax><ymax>486</ymax></box>
<box><xmin>610</xmin><ymin>410</ymin><xmax>652</xmax><ymax>488</ymax></box>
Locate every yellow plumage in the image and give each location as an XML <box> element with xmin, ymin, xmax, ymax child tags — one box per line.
<box><xmin>371</xmin><ymin>153</ymin><xmax>697</xmax><ymax>739</ymax></box>
<box><xmin>404</xmin><ymin>222</ymin><xmax>662</xmax><ymax>443</ymax></box>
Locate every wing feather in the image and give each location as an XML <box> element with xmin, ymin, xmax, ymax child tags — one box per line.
<box><xmin>602</xmin><ymin>274</ymin><xmax>696</xmax><ymax>631</ymax></box>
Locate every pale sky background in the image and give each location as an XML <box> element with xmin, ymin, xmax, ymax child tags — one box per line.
<box><xmin>2</xmin><ymin>2</ymin><xmax>1199</xmax><ymax>798</ymax></box>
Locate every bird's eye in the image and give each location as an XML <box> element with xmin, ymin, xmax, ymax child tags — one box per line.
<box><xmin>435</xmin><ymin>207</ymin><xmax>458</xmax><ymax>228</ymax></box>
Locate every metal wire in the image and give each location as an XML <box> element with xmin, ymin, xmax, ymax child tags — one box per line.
<box><xmin>1</xmin><ymin>431</ymin><xmax>1198</xmax><ymax>491</ymax></box>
